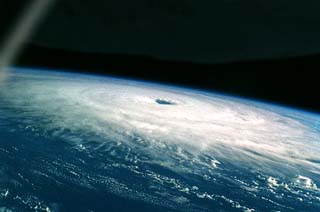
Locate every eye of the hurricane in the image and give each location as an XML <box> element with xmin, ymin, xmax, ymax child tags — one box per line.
<box><xmin>155</xmin><ymin>98</ymin><xmax>177</xmax><ymax>105</ymax></box>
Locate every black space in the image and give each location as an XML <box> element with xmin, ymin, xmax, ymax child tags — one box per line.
<box><xmin>16</xmin><ymin>44</ymin><xmax>320</xmax><ymax>114</ymax></box>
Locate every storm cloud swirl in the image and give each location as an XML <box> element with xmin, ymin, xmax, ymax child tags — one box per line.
<box><xmin>0</xmin><ymin>68</ymin><xmax>319</xmax><ymax>211</ymax></box>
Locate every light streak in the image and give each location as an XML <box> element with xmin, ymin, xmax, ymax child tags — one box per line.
<box><xmin>0</xmin><ymin>0</ymin><xmax>55</xmax><ymax>83</ymax></box>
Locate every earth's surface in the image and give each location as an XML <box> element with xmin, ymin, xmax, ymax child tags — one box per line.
<box><xmin>0</xmin><ymin>68</ymin><xmax>319</xmax><ymax>212</ymax></box>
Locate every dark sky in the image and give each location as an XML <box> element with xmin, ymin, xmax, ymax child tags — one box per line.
<box><xmin>1</xmin><ymin>0</ymin><xmax>320</xmax><ymax>113</ymax></box>
<box><xmin>33</xmin><ymin>0</ymin><xmax>320</xmax><ymax>63</ymax></box>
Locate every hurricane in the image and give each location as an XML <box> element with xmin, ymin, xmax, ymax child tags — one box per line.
<box><xmin>0</xmin><ymin>68</ymin><xmax>319</xmax><ymax>211</ymax></box>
